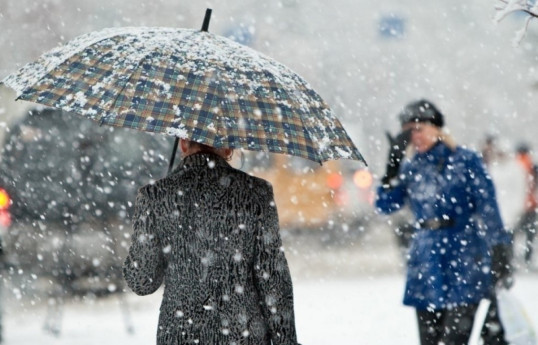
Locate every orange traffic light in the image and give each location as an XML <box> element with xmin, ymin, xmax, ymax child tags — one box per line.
<box><xmin>0</xmin><ymin>188</ymin><xmax>10</xmax><ymax>210</ymax></box>
<box><xmin>353</xmin><ymin>170</ymin><xmax>373</xmax><ymax>189</ymax></box>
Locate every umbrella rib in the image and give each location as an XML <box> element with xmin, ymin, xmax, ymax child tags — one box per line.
<box><xmin>257</xmin><ymin>67</ymin><xmax>357</xmax><ymax>163</ymax></box>
<box><xmin>203</xmin><ymin>56</ymin><xmax>325</xmax><ymax>162</ymax></box>
<box><xmin>259</xmin><ymin>68</ymin><xmax>321</xmax><ymax>160</ymax></box>
<box><xmin>45</xmin><ymin>41</ymin><xmax>135</xmax><ymax>122</ymax></box>
<box><xmin>103</xmin><ymin>49</ymin><xmax>155</xmax><ymax>123</ymax></box>
<box><xmin>3</xmin><ymin>28</ymin><xmax>140</xmax><ymax>95</ymax></box>
<box><xmin>104</xmin><ymin>30</ymin><xmax>201</xmax><ymax>126</ymax></box>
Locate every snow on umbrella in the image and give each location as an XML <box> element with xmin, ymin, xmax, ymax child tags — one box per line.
<box><xmin>1</xmin><ymin>9</ymin><xmax>366</xmax><ymax>171</ymax></box>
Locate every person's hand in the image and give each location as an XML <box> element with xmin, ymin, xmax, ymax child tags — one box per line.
<box><xmin>491</xmin><ymin>244</ymin><xmax>514</xmax><ymax>289</ymax></box>
<box><xmin>381</xmin><ymin>129</ymin><xmax>411</xmax><ymax>186</ymax></box>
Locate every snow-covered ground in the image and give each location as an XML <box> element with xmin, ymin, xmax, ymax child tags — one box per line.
<box><xmin>1</xmin><ymin>227</ymin><xmax>537</xmax><ymax>345</ymax></box>
<box><xmin>2</xmin><ymin>273</ymin><xmax>538</xmax><ymax>345</ymax></box>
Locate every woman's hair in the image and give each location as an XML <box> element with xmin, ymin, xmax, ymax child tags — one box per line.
<box><xmin>405</xmin><ymin>129</ymin><xmax>457</xmax><ymax>157</ymax></box>
<box><xmin>185</xmin><ymin>140</ymin><xmax>233</xmax><ymax>160</ymax></box>
<box><xmin>186</xmin><ymin>140</ymin><xmax>217</xmax><ymax>153</ymax></box>
<box><xmin>439</xmin><ymin>132</ymin><xmax>457</xmax><ymax>151</ymax></box>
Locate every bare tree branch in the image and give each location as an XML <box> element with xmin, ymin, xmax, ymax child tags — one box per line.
<box><xmin>498</xmin><ymin>0</ymin><xmax>538</xmax><ymax>17</ymax></box>
<box><xmin>496</xmin><ymin>0</ymin><xmax>538</xmax><ymax>43</ymax></box>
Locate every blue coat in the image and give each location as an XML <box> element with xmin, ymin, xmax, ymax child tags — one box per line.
<box><xmin>376</xmin><ymin>141</ymin><xmax>511</xmax><ymax>310</ymax></box>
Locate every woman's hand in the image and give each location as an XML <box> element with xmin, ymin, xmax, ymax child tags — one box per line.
<box><xmin>382</xmin><ymin>129</ymin><xmax>411</xmax><ymax>186</ymax></box>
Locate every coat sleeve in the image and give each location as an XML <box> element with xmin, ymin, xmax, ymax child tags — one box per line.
<box><xmin>123</xmin><ymin>186</ymin><xmax>165</xmax><ymax>295</ymax></box>
<box><xmin>375</xmin><ymin>180</ymin><xmax>408</xmax><ymax>214</ymax></box>
<box><xmin>467</xmin><ymin>153</ymin><xmax>512</xmax><ymax>247</ymax></box>
<box><xmin>253</xmin><ymin>182</ymin><xmax>299</xmax><ymax>345</ymax></box>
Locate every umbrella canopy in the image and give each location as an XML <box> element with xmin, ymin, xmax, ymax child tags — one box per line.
<box><xmin>2</xmin><ymin>16</ymin><xmax>366</xmax><ymax>166</ymax></box>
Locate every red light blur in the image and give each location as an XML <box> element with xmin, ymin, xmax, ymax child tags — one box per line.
<box><xmin>334</xmin><ymin>190</ymin><xmax>349</xmax><ymax>206</ymax></box>
<box><xmin>0</xmin><ymin>211</ymin><xmax>11</xmax><ymax>228</ymax></box>
<box><xmin>326</xmin><ymin>173</ymin><xmax>344</xmax><ymax>190</ymax></box>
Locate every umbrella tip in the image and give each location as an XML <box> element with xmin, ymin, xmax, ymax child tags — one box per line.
<box><xmin>201</xmin><ymin>8</ymin><xmax>212</xmax><ymax>32</ymax></box>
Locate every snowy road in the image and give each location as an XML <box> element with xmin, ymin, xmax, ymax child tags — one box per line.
<box><xmin>3</xmin><ymin>273</ymin><xmax>537</xmax><ymax>345</ymax></box>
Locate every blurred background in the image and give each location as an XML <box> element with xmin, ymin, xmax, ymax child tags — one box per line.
<box><xmin>0</xmin><ymin>0</ymin><xmax>538</xmax><ymax>344</ymax></box>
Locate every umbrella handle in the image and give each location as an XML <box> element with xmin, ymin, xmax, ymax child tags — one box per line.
<box><xmin>167</xmin><ymin>137</ymin><xmax>179</xmax><ymax>175</ymax></box>
<box><xmin>201</xmin><ymin>8</ymin><xmax>212</xmax><ymax>32</ymax></box>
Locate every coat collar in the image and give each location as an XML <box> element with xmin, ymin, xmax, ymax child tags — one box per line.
<box><xmin>414</xmin><ymin>141</ymin><xmax>453</xmax><ymax>166</ymax></box>
<box><xmin>175</xmin><ymin>152</ymin><xmax>231</xmax><ymax>172</ymax></box>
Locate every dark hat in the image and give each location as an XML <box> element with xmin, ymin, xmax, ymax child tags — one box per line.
<box><xmin>516</xmin><ymin>142</ymin><xmax>531</xmax><ymax>154</ymax></box>
<box><xmin>399</xmin><ymin>99</ymin><xmax>444</xmax><ymax>128</ymax></box>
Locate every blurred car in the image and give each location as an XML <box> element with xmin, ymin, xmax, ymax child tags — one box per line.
<box><xmin>239</xmin><ymin>151</ymin><xmax>375</xmax><ymax>239</ymax></box>
<box><xmin>0</xmin><ymin>107</ymin><xmax>374</xmax><ymax>294</ymax></box>
<box><xmin>0</xmin><ymin>107</ymin><xmax>171</xmax><ymax>294</ymax></box>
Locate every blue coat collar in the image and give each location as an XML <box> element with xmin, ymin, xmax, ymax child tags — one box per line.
<box><xmin>413</xmin><ymin>141</ymin><xmax>454</xmax><ymax>167</ymax></box>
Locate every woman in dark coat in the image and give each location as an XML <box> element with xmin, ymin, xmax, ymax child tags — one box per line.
<box><xmin>123</xmin><ymin>139</ymin><xmax>300</xmax><ymax>345</ymax></box>
<box><xmin>376</xmin><ymin>100</ymin><xmax>513</xmax><ymax>345</ymax></box>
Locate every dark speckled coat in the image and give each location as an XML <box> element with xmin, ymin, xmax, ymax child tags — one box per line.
<box><xmin>123</xmin><ymin>152</ymin><xmax>299</xmax><ymax>345</ymax></box>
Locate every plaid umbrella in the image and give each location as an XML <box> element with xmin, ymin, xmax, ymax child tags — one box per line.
<box><xmin>2</xmin><ymin>10</ymin><xmax>366</xmax><ymax>168</ymax></box>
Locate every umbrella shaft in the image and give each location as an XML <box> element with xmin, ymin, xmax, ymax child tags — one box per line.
<box><xmin>168</xmin><ymin>138</ymin><xmax>179</xmax><ymax>175</ymax></box>
<box><xmin>201</xmin><ymin>8</ymin><xmax>212</xmax><ymax>31</ymax></box>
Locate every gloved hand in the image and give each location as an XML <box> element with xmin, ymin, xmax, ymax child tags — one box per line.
<box><xmin>491</xmin><ymin>244</ymin><xmax>514</xmax><ymax>289</ymax></box>
<box><xmin>381</xmin><ymin>129</ymin><xmax>411</xmax><ymax>186</ymax></box>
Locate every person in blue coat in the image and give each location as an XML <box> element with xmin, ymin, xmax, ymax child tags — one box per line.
<box><xmin>376</xmin><ymin>99</ymin><xmax>513</xmax><ymax>345</ymax></box>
